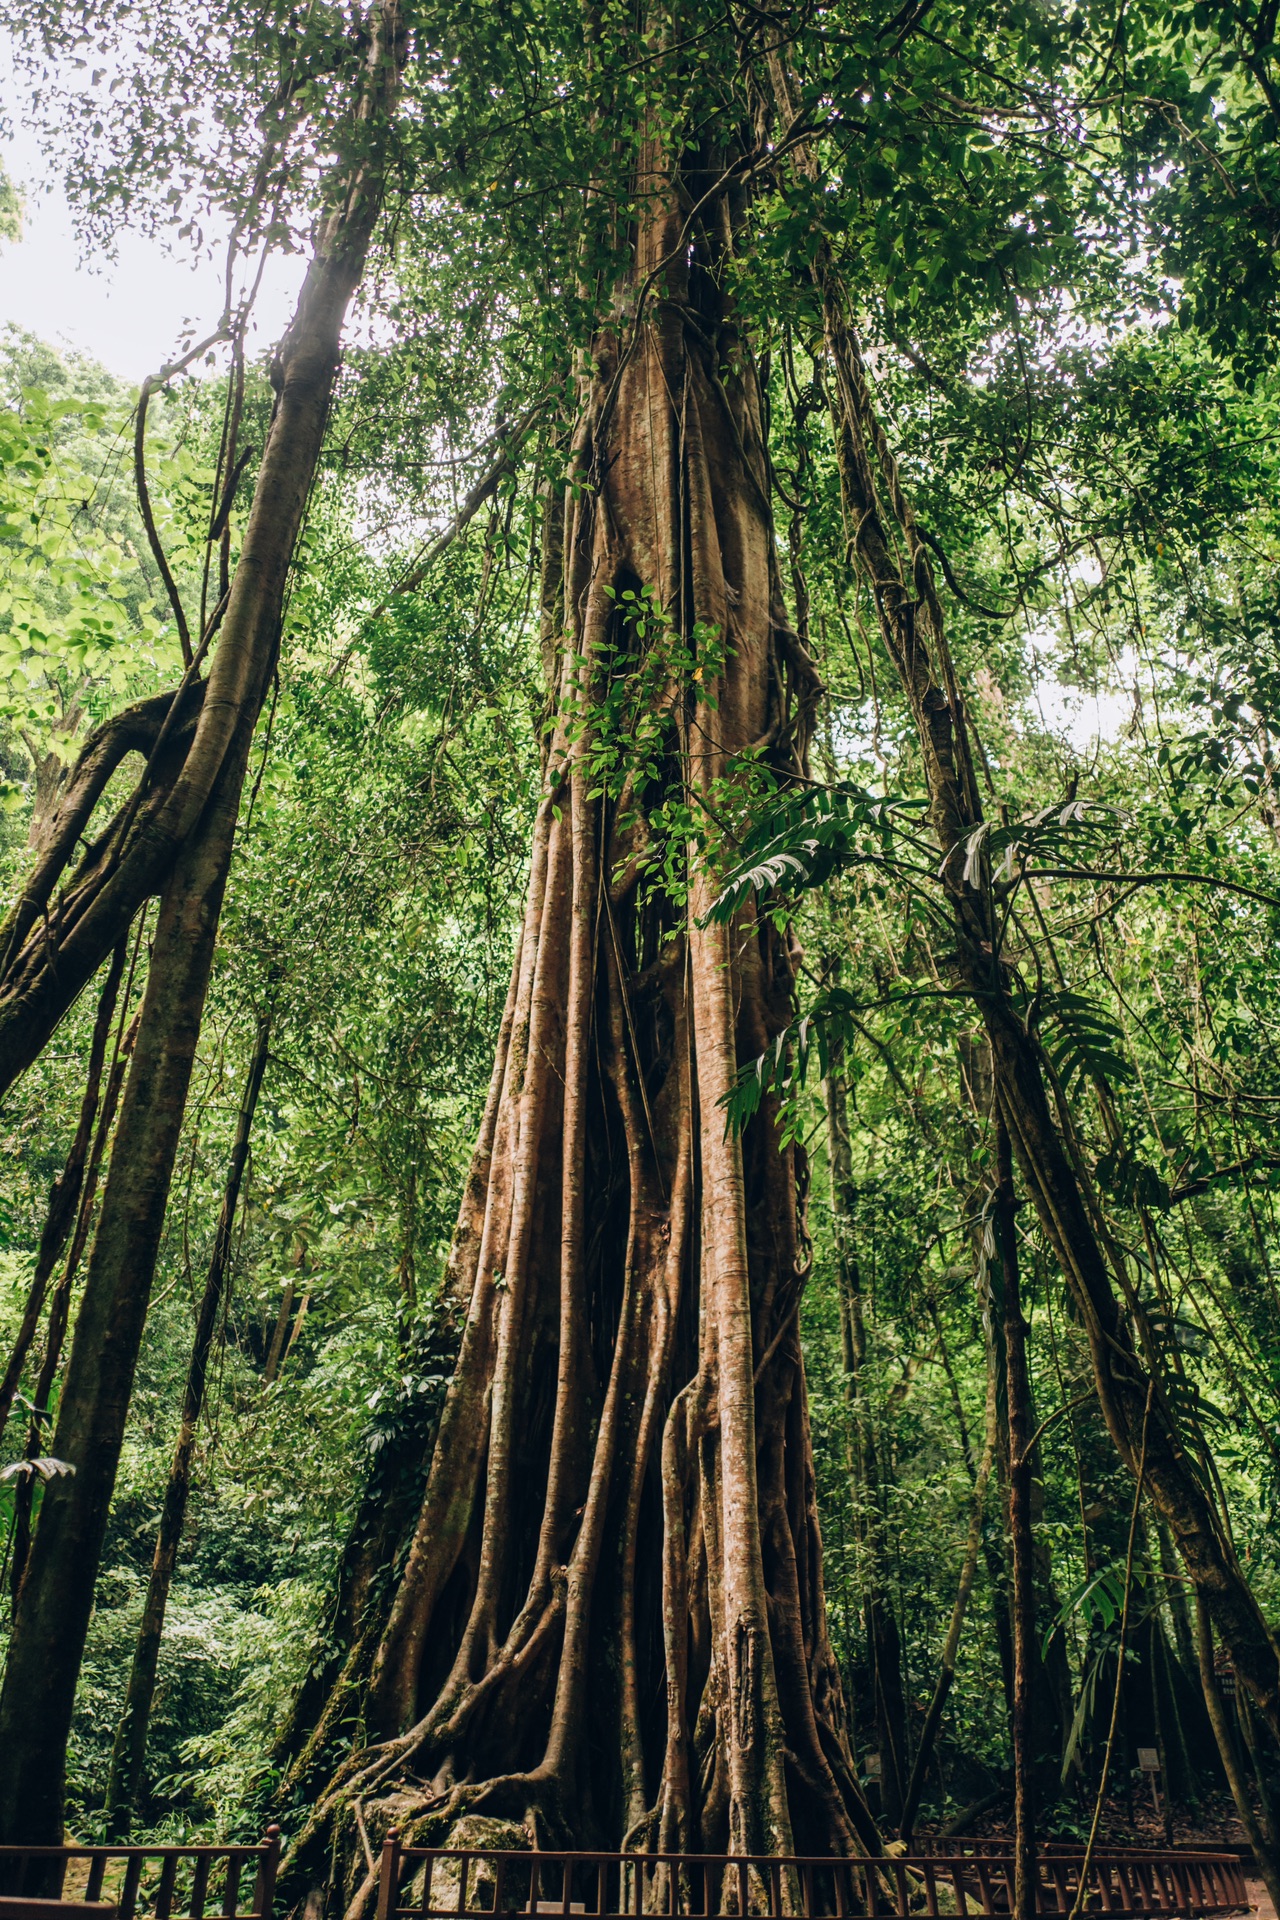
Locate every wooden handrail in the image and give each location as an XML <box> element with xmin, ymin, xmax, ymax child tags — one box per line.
<box><xmin>372</xmin><ymin>1839</ymin><xmax>1250</xmax><ymax>1920</ymax></box>
<box><xmin>0</xmin><ymin>1831</ymin><xmax>280</xmax><ymax>1920</ymax></box>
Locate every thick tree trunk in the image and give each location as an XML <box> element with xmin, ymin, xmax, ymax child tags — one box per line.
<box><xmin>0</xmin><ymin>10</ymin><xmax>403</xmax><ymax>1842</ymax></box>
<box><xmin>103</xmin><ymin>1006</ymin><xmax>272</xmax><ymax>1838</ymax></box>
<box><xmin>291</xmin><ymin>145</ymin><xmax>876</xmax><ymax>1905</ymax></box>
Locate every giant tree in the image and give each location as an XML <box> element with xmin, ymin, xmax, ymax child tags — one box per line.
<box><xmin>0</xmin><ymin>0</ymin><xmax>407</xmax><ymax>1840</ymax></box>
<box><xmin>278</xmin><ymin>8</ymin><xmax>881</xmax><ymax>1885</ymax></box>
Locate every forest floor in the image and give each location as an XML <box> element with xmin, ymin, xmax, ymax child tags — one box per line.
<box><xmin>956</xmin><ymin>1787</ymin><xmax>1260</xmax><ymax>1852</ymax></box>
<box><xmin>936</xmin><ymin>1790</ymin><xmax>1273</xmax><ymax>1915</ymax></box>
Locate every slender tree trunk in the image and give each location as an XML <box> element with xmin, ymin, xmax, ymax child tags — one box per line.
<box><xmin>1148</xmin><ymin>1622</ymin><xmax>1175</xmax><ymax>1846</ymax></box>
<box><xmin>8</xmin><ymin>1005</ymin><xmax>140</xmax><ymax>1602</ymax></box>
<box><xmin>263</xmin><ymin>1265</ymin><xmax>299</xmax><ymax>1385</ymax></box>
<box><xmin>994</xmin><ymin>1119</ymin><xmax>1036</xmax><ymax>1919</ymax></box>
<box><xmin>898</xmin><ymin>1362</ymin><xmax>997</xmax><ymax>1843</ymax></box>
<box><xmin>0</xmin><ymin>11</ymin><xmax>403</xmax><ymax>1841</ymax></box>
<box><xmin>1156</xmin><ymin>1512</ymin><xmax>1197</xmax><ymax>1676</ymax></box>
<box><xmin>0</xmin><ymin>705</ymin><xmax>252</xmax><ymax>1841</ymax></box>
<box><xmin>103</xmin><ymin>1005</ymin><xmax>272</xmax><ymax>1838</ymax></box>
<box><xmin>0</xmin><ymin>940</ymin><xmax>126</xmax><ymax>1444</ymax></box>
<box><xmin>823</xmin><ymin>1060</ymin><xmax>908</xmax><ymax>1825</ymax></box>
<box><xmin>1195</xmin><ymin>1595</ymin><xmax>1280</xmax><ymax>1912</ymax></box>
<box><xmin>763</xmin><ymin>32</ymin><xmax>1280</xmax><ymax>1736</ymax></box>
<box><xmin>937</xmin><ymin>1311</ymin><xmax>1016</xmax><ymax>1718</ymax></box>
<box><xmin>1237</xmin><ymin>1684</ymin><xmax>1280</xmax><ymax>1849</ymax></box>
<box><xmin>795</xmin><ymin>179</ymin><xmax>1280</xmax><ymax>1745</ymax></box>
<box><xmin>1155</xmin><ymin>1612</ymin><xmax>1199</xmax><ymax>1806</ymax></box>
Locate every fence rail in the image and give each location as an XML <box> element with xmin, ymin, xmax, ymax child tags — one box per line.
<box><xmin>912</xmin><ymin>1842</ymin><xmax>1249</xmax><ymax>1863</ymax></box>
<box><xmin>0</xmin><ymin>1832</ymin><xmax>280</xmax><ymax>1920</ymax></box>
<box><xmin>375</xmin><ymin>1839</ymin><xmax>1251</xmax><ymax>1920</ymax></box>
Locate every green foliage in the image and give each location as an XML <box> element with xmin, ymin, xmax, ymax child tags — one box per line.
<box><xmin>705</xmin><ymin>783</ymin><xmax>924</xmax><ymax>924</ymax></box>
<box><xmin>0</xmin><ymin>165</ymin><xmax>21</xmax><ymax>245</ymax></box>
<box><xmin>4</xmin><ymin>0</ymin><xmax>1280</xmax><ymax>1845</ymax></box>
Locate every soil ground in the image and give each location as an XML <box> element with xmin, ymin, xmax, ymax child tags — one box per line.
<box><xmin>923</xmin><ymin>1788</ymin><xmax>1272</xmax><ymax>1911</ymax></box>
<box><xmin>938</xmin><ymin>1787</ymin><xmax>1261</xmax><ymax>1852</ymax></box>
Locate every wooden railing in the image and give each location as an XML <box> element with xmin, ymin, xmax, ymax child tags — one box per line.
<box><xmin>0</xmin><ymin>1831</ymin><xmax>280</xmax><ymax>1920</ymax></box>
<box><xmin>374</xmin><ymin>1838</ymin><xmax>1251</xmax><ymax>1920</ymax></box>
<box><xmin>913</xmin><ymin>1840</ymin><xmax>1245</xmax><ymax>1862</ymax></box>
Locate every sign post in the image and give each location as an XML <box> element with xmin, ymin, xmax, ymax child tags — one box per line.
<box><xmin>1138</xmin><ymin>1747</ymin><xmax>1163</xmax><ymax>1825</ymax></box>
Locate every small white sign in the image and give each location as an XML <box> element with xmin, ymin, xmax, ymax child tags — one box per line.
<box><xmin>865</xmin><ymin>1753</ymin><xmax>883</xmax><ymax>1779</ymax></box>
<box><xmin>1137</xmin><ymin>1747</ymin><xmax>1160</xmax><ymax>1772</ymax></box>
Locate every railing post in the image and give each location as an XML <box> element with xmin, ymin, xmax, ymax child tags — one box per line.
<box><xmin>122</xmin><ymin>1851</ymin><xmax>145</xmax><ymax>1920</ymax></box>
<box><xmin>377</xmin><ymin>1831</ymin><xmax>403</xmax><ymax>1920</ymax></box>
<box><xmin>157</xmin><ymin>1852</ymin><xmax>180</xmax><ymax>1920</ymax></box>
<box><xmin>255</xmin><ymin>1827</ymin><xmax>282</xmax><ymax>1920</ymax></box>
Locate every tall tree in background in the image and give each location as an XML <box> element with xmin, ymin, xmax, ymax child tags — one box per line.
<box><xmin>0</xmin><ymin>0</ymin><xmax>405</xmax><ymax>1841</ymax></box>
<box><xmin>755</xmin><ymin>19</ymin><xmax>1280</xmax><ymax>1752</ymax></box>
<box><xmin>103</xmin><ymin>1005</ymin><xmax>273</xmax><ymax>1837</ymax></box>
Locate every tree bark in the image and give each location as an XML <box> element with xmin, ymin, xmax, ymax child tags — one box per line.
<box><xmin>1195</xmin><ymin>1594</ymin><xmax>1280</xmax><ymax>1913</ymax></box>
<box><xmin>0</xmin><ymin>939</ymin><xmax>126</xmax><ymax>1445</ymax></box>
<box><xmin>0</xmin><ymin>8</ymin><xmax>403</xmax><ymax>1841</ymax></box>
<box><xmin>288</xmin><ymin>128</ymin><xmax>877</xmax><ymax>1905</ymax></box>
<box><xmin>102</xmin><ymin>1005</ymin><xmax>272</xmax><ymax>1839</ymax></box>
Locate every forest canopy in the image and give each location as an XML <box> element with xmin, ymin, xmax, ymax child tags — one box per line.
<box><xmin>1</xmin><ymin>0</ymin><xmax>1280</xmax><ymax>1902</ymax></box>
